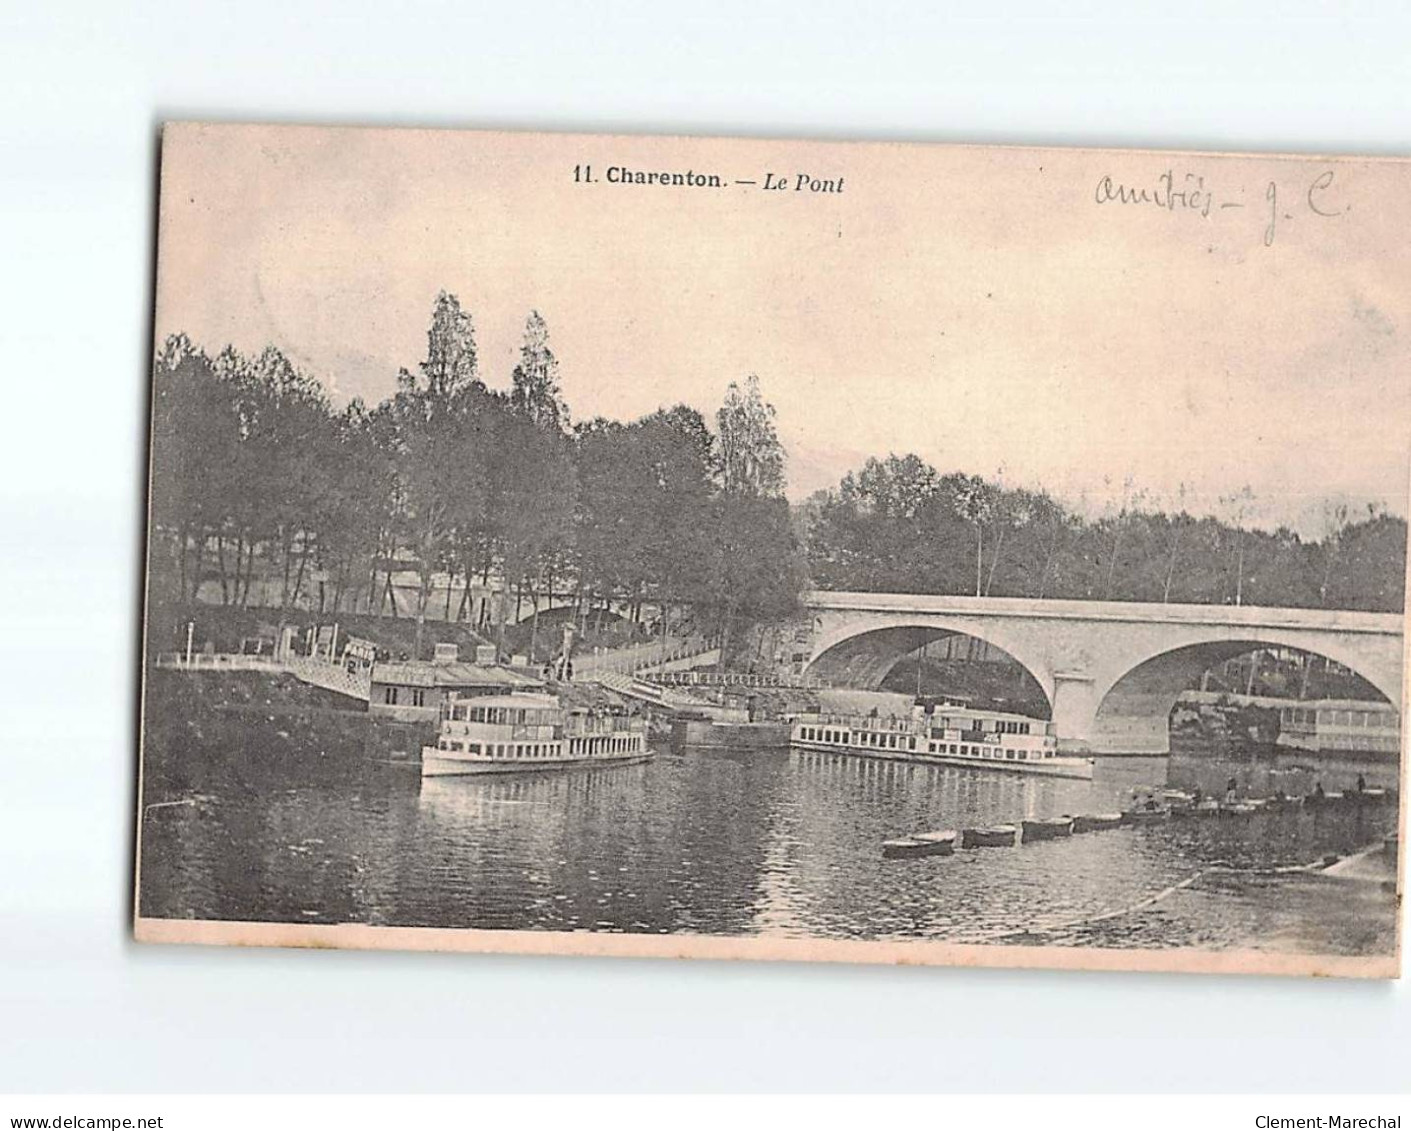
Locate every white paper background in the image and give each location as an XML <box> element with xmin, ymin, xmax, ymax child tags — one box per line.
<box><xmin>2</xmin><ymin>0</ymin><xmax>1407</xmax><ymax>1093</ymax></box>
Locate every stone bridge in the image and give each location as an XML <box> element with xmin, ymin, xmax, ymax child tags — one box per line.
<box><xmin>802</xmin><ymin>591</ymin><xmax>1405</xmax><ymax>755</ymax></box>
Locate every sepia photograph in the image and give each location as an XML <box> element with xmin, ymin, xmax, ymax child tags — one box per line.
<box><xmin>134</xmin><ymin>122</ymin><xmax>1407</xmax><ymax>977</ymax></box>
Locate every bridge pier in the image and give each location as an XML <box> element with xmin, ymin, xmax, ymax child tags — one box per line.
<box><xmin>1051</xmin><ymin>671</ymin><xmax>1097</xmax><ymax>755</ymax></box>
<box><xmin>1048</xmin><ymin>669</ymin><xmax>1178</xmax><ymax>755</ymax></box>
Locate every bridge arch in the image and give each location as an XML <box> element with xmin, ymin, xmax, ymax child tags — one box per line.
<box><xmin>802</xmin><ymin>593</ymin><xmax>1403</xmax><ymax>756</ymax></box>
<box><xmin>1089</xmin><ymin>637</ymin><xmax>1401</xmax><ymax>755</ymax></box>
<box><xmin>804</xmin><ymin>618</ymin><xmax>1055</xmax><ymax>714</ymax></box>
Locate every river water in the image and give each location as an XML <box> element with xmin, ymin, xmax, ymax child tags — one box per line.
<box><xmin>138</xmin><ymin>730</ymin><xmax>1397</xmax><ymax>949</ymax></box>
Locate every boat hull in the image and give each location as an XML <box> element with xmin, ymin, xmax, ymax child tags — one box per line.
<box><xmin>1071</xmin><ymin>813</ymin><xmax>1124</xmax><ymax>833</ymax></box>
<box><xmin>883</xmin><ymin>830</ymin><xmax>957</xmax><ymax>859</ymax></box>
<box><xmin>1220</xmin><ymin>802</ymin><xmax>1259</xmax><ymax>819</ymax></box>
<box><xmin>882</xmin><ymin>837</ymin><xmax>931</xmax><ymax>859</ymax></box>
<box><xmin>420</xmin><ymin>750</ymin><xmax>652</xmax><ymax>777</ymax></box>
<box><xmin>1022</xmin><ymin>817</ymin><xmax>1074</xmax><ymax>842</ymax></box>
<box><xmin>962</xmin><ymin>826</ymin><xmax>1017</xmax><ymax>848</ymax></box>
<box><xmin>789</xmin><ymin>739</ymin><xmax>1094</xmax><ymax>780</ymax></box>
<box><xmin>912</xmin><ymin>830</ymin><xmax>958</xmax><ymax>855</ymax></box>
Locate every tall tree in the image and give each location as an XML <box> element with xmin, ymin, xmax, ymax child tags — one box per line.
<box><xmin>420</xmin><ymin>290</ymin><xmax>478</xmax><ymax>398</ymax></box>
<box><xmin>494</xmin><ymin>398</ymin><xmax>576</xmax><ymax>660</ymax></box>
<box><xmin>717</xmin><ymin>374</ymin><xmax>785</xmax><ymax>498</ymax></box>
<box><xmin>509</xmin><ymin>310</ymin><xmax>567</xmax><ymax>431</ymax></box>
<box><xmin>951</xmin><ymin>474</ymin><xmax>992</xmax><ymax>597</ymax></box>
<box><xmin>392</xmin><ymin>292</ymin><xmax>485</xmax><ymax>657</ymax></box>
<box><xmin>709</xmin><ymin>377</ymin><xmax>800</xmax><ymax>649</ymax></box>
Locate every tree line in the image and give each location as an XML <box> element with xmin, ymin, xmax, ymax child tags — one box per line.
<box><xmin>151</xmin><ymin>292</ymin><xmax>1406</xmax><ymax>671</ymax></box>
<box><xmin>801</xmin><ymin>454</ymin><xmax>1405</xmax><ymax>612</ymax></box>
<box><xmin>150</xmin><ymin>293</ymin><xmax>804</xmax><ymax>660</ymax></box>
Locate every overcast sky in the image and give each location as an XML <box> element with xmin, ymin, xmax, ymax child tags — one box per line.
<box><xmin>155</xmin><ymin>124</ymin><xmax>1410</xmax><ymax>536</ymax></box>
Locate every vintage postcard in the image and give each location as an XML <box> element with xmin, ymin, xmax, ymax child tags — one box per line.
<box><xmin>136</xmin><ymin>122</ymin><xmax>1407</xmax><ymax>977</ymax></box>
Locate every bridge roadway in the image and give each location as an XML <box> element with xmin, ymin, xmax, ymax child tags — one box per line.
<box><xmin>800</xmin><ymin>591</ymin><xmax>1405</xmax><ymax>756</ymax></box>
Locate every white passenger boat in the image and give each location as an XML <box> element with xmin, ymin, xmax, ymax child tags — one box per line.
<box><xmin>421</xmin><ymin>692</ymin><xmax>650</xmax><ymax>777</ymax></box>
<box><xmin>788</xmin><ymin>702</ymin><xmax>1094</xmax><ymax>780</ymax></box>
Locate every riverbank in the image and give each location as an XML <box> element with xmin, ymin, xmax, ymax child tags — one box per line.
<box><xmin>1001</xmin><ymin>841</ymin><xmax>1400</xmax><ymax>957</ymax></box>
<box><xmin>141</xmin><ymin>668</ymin><xmax>431</xmax><ymax>774</ymax></box>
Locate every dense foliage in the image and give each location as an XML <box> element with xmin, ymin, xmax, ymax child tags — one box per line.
<box><xmin>150</xmin><ymin>292</ymin><xmax>1406</xmax><ymax>671</ymax></box>
<box><xmin>149</xmin><ymin>294</ymin><xmax>804</xmax><ymax>658</ymax></box>
<box><xmin>801</xmin><ymin>454</ymin><xmax>1405</xmax><ymax>612</ymax></box>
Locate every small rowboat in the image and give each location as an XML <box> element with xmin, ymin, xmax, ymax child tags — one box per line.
<box><xmin>1071</xmin><ymin>812</ymin><xmax>1124</xmax><ymax>833</ymax></box>
<box><xmin>1122</xmin><ymin>806</ymin><xmax>1170</xmax><ymax>824</ymax></box>
<box><xmin>1265</xmin><ymin>795</ymin><xmax>1303</xmax><ymax>812</ymax></box>
<box><xmin>1192</xmin><ymin>799</ymin><xmax>1222</xmax><ymax>818</ymax></box>
<box><xmin>1356</xmin><ymin>788</ymin><xmax>1389</xmax><ymax>806</ymax></box>
<box><xmin>1161</xmin><ymin>790</ymin><xmax>1197</xmax><ymax>812</ymax></box>
<box><xmin>912</xmin><ymin>830</ymin><xmax>958</xmax><ymax>856</ymax></box>
<box><xmin>1022</xmin><ymin>816</ymin><xmax>1074</xmax><ymax>843</ymax></box>
<box><xmin>962</xmin><ymin>825</ymin><xmax>1017</xmax><ymax>848</ymax></box>
<box><xmin>1220</xmin><ymin>801</ymin><xmax>1258</xmax><ymax>818</ymax></box>
<box><xmin>882</xmin><ymin>837</ymin><xmax>931</xmax><ymax>859</ymax></box>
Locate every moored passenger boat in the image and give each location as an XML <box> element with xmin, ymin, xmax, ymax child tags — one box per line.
<box><xmin>421</xmin><ymin>692</ymin><xmax>650</xmax><ymax>777</ymax></box>
<box><xmin>789</xmin><ymin>702</ymin><xmax>1094</xmax><ymax>780</ymax></box>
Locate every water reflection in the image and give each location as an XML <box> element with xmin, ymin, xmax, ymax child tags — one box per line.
<box><xmin>140</xmin><ymin>735</ymin><xmax>1396</xmax><ymax>948</ymax></box>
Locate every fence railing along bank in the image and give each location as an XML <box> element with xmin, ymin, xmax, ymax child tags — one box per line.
<box><xmin>570</xmin><ymin>634</ymin><xmax>721</xmax><ymax>678</ymax></box>
<box><xmin>640</xmin><ymin>669</ymin><xmax>832</xmax><ymax>690</ymax></box>
<box><xmin>153</xmin><ymin>633</ymin><xmax>725</xmax><ymax>704</ymax></box>
<box><xmin>153</xmin><ymin>652</ymin><xmax>373</xmax><ymax>701</ymax></box>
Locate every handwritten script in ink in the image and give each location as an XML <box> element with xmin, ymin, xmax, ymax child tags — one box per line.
<box><xmin>1093</xmin><ymin>168</ymin><xmax>1345</xmax><ymax>247</ymax></box>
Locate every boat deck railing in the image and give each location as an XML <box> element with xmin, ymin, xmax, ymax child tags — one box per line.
<box><xmin>795</xmin><ymin>712</ymin><xmax>919</xmax><ymax>732</ymax></box>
